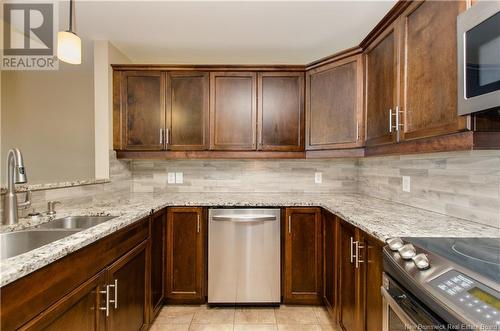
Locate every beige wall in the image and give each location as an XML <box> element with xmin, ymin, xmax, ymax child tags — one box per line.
<box><xmin>1</xmin><ymin>39</ymin><xmax>95</xmax><ymax>185</ymax></box>
<box><xmin>94</xmin><ymin>41</ymin><xmax>131</xmax><ymax>179</ymax></box>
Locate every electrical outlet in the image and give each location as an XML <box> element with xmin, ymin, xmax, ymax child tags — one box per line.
<box><xmin>175</xmin><ymin>172</ymin><xmax>183</xmax><ymax>184</ymax></box>
<box><xmin>315</xmin><ymin>172</ymin><xmax>322</xmax><ymax>184</ymax></box>
<box><xmin>402</xmin><ymin>176</ymin><xmax>411</xmax><ymax>192</ymax></box>
<box><xmin>167</xmin><ymin>172</ymin><xmax>176</xmax><ymax>184</ymax></box>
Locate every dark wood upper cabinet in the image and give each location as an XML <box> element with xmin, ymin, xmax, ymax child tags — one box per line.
<box><xmin>165</xmin><ymin>207</ymin><xmax>206</xmax><ymax>303</ymax></box>
<box><xmin>150</xmin><ymin>210</ymin><xmax>165</xmax><ymax>319</ymax></box>
<box><xmin>306</xmin><ymin>54</ymin><xmax>364</xmax><ymax>150</ymax></box>
<box><xmin>166</xmin><ymin>72</ymin><xmax>209</xmax><ymax>150</ymax></box>
<box><xmin>19</xmin><ymin>272</ymin><xmax>107</xmax><ymax>331</ymax></box>
<box><xmin>210</xmin><ymin>72</ymin><xmax>257</xmax><ymax>150</ymax></box>
<box><xmin>258</xmin><ymin>72</ymin><xmax>304</xmax><ymax>151</ymax></box>
<box><xmin>107</xmin><ymin>241</ymin><xmax>148</xmax><ymax>331</ymax></box>
<box><xmin>283</xmin><ymin>207</ymin><xmax>322</xmax><ymax>305</ymax></box>
<box><xmin>364</xmin><ymin>23</ymin><xmax>400</xmax><ymax>147</ymax></box>
<box><xmin>323</xmin><ymin>210</ymin><xmax>337</xmax><ymax>318</ymax></box>
<box><xmin>362</xmin><ymin>234</ymin><xmax>384</xmax><ymax>331</ymax></box>
<box><xmin>399</xmin><ymin>0</ymin><xmax>469</xmax><ymax>141</ymax></box>
<box><xmin>338</xmin><ymin>219</ymin><xmax>361</xmax><ymax>331</ymax></box>
<box><xmin>120</xmin><ymin>71</ymin><xmax>165</xmax><ymax>150</ymax></box>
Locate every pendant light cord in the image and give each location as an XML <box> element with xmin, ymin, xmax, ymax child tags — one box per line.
<box><xmin>69</xmin><ymin>0</ymin><xmax>73</xmax><ymax>32</ymax></box>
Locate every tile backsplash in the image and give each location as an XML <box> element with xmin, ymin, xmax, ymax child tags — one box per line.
<box><xmin>2</xmin><ymin>150</ymin><xmax>499</xmax><ymax>229</ymax></box>
<box><xmin>129</xmin><ymin>159</ymin><xmax>359</xmax><ymax>194</ymax></box>
<box><xmin>358</xmin><ymin>150</ymin><xmax>500</xmax><ymax>228</ymax></box>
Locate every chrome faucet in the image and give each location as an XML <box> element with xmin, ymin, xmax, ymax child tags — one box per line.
<box><xmin>2</xmin><ymin>148</ymin><xmax>31</xmax><ymax>225</ymax></box>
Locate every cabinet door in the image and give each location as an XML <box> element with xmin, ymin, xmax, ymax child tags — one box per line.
<box><xmin>400</xmin><ymin>0</ymin><xmax>468</xmax><ymax>141</ymax></box>
<box><xmin>306</xmin><ymin>54</ymin><xmax>364</xmax><ymax>150</ymax></box>
<box><xmin>165</xmin><ymin>207</ymin><xmax>206</xmax><ymax>303</ymax></box>
<box><xmin>323</xmin><ymin>211</ymin><xmax>337</xmax><ymax>317</ymax></box>
<box><xmin>365</xmin><ymin>24</ymin><xmax>400</xmax><ymax>147</ymax></box>
<box><xmin>210</xmin><ymin>72</ymin><xmax>257</xmax><ymax>150</ymax></box>
<box><xmin>121</xmin><ymin>71</ymin><xmax>165</xmax><ymax>150</ymax></box>
<box><xmin>150</xmin><ymin>210</ymin><xmax>166</xmax><ymax>319</ymax></box>
<box><xmin>166</xmin><ymin>72</ymin><xmax>209</xmax><ymax>150</ymax></box>
<box><xmin>338</xmin><ymin>219</ymin><xmax>361</xmax><ymax>331</ymax></box>
<box><xmin>361</xmin><ymin>234</ymin><xmax>384</xmax><ymax>331</ymax></box>
<box><xmin>19</xmin><ymin>272</ymin><xmax>107</xmax><ymax>331</ymax></box>
<box><xmin>258</xmin><ymin>72</ymin><xmax>304</xmax><ymax>151</ymax></box>
<box><xmin>284</xmin><ymin>208</ymin><xmax>322</xmax><ymax>304</ymax></box>
<box><xmin>107</xmin><ymin>241</ymin><xmax>148</xmax><ymax>331</ymax></box>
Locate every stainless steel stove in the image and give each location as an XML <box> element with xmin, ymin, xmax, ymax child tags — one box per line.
<box><xmin>382</xmin><ymin>237</ymin><xmax>500</xmax><ymax>331</ymax></box>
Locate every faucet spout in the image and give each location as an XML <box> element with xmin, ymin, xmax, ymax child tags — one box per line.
<box><xmin>3</xmin><ymin>148</ymin><xmax>30</xmax><ymax>225</ymax></box>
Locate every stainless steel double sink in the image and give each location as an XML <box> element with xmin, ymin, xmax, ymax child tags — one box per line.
<box><xmin>0</xmin><ymin>216</ymin><xmax>116</xmax><ymax>260</ymax></box>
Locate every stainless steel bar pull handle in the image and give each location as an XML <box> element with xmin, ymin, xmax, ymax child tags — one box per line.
<box><xmin>355</xmin><ymin>242</ymin><xmax>364</xmax><ymax>269</ymax></box>
<box><xmin>350</xmin><ymin>237</ymin><xmax>354</xmax><ymax>263</ymax></box>
<box><xmin>396</xmin><ymin>106</ymin><xmax>403</xmax><ymax>130</ymax></box>
<box><xmin>166</xmin><ymin>128</ymin><xmax>170</xmax><ymax>145</ymax></box>
<box><xmin>288</xmin><ymin>216</ymin><xmax>291</xmax><ymax>234</ymax></box>
<box><xmin>160</xmin><ymin>129</ymin><xmax>164</xmax><ymax>144</ymax></box>
<box><xmin>109</xmin><ymin>279</ymin><xmax>118</xmax><ymax>309</ymax></box>
<box><xmin>389</xmin><ymin>109</ymin><xmax>393</xmax><ymax>133</ymax></box>
<box><xmin>197</xmin><ymin>214</ymin><xmax>200</xmax><ymax>233</ymax></box>
<box><xmin>99</xmin><ymin>285</ymin><xmax>110</xmax><ymax>317</ymax></box>
<box><xmin>212</xmin><ymin>215</ymin><xmax>277</xmax><ymax>222</ymax></box>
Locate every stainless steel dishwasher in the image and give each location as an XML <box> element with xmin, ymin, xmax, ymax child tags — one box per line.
<box><xmin>208</xmin><ymin>208</ymin><xmax>281</xmax><ymax>304</ymax></box>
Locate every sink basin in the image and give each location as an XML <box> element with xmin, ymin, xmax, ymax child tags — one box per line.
<box><xmin>0</xmin><ymin>229</ymin><xmax>80</xmax><ymax>260</ymax></box>
<box><xmin>38</xmin><ymin>216</ymin><xmax>116</xmax><ymax>230</ymax></box>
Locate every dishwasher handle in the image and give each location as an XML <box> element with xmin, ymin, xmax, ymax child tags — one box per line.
<box><xmin>211</xmin><ymin>215</ymin><xmax>277</xmax><ymax>223</ymax></box>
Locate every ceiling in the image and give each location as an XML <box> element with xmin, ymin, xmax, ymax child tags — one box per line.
<box><xmin>72</xmin><ymin>1</ymin><xmax>396</xmax><ymax>64</ymax></box>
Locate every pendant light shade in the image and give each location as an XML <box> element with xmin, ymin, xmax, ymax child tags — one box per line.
<box><xmin>57</xmin><ymin>0</ymin><xmax>82</xmax><ymax>65</ymax></box>
<box><xmin>57</xmin><ymin>31</ymin><xmax>81</xmax><ymax>64</ymax></box>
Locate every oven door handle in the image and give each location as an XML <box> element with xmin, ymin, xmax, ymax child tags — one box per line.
<box><xmin>381</xmin><ymin>287</ymin><xmax>419</xmax><ymax>329</ymax></box>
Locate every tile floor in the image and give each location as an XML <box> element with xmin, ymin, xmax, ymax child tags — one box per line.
<box><xmin>150</xmin><ymin>305</ymin><xmax>342</xmax><ymax>331</ymax></box>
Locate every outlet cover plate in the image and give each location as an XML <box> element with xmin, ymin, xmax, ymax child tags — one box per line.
<box><xmin>315</xmin><ymin>172</ymin><xmax>322</xmax><ymax>184</ymax></box>
<box><xmin>402</xmin><ymin>176</ymin><xmax>411</xmax><ymax>192</ymax></box>
<box><xmin>175</xmin><ymin>172</ymin><xmax>183</xmax><ymax>184</ymax></box>
<box><xmin>167</xmin><ymin>172</ymin><xmax>176</xmax><ymax>184</ymax></box>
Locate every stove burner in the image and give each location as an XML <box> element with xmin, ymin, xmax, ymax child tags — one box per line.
<box><xmin>451</xmin><ymin>241</ymin><xmax>500</xmax><ymax>266</ymax></box>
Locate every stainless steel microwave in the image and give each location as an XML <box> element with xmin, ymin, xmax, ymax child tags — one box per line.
<box><xmin>457</xmin><ymin>1</ymin><xmax>500</xmax><ymax>116</ymax></box>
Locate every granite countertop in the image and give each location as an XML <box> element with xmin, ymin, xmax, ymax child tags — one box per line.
<box><xmin>0</xmin><ymin>192</ymin><xmax>497</xmax><ymax>287</ymax></box>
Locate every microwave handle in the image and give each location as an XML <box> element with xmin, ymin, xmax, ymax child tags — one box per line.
<box><xmin>381</xmin><ymin>286</ymin><xmax>419</xmax><ymax>329</ymax></box>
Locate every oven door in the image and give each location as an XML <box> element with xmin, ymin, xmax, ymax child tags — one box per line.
<box><xmin>382</xmin><ymin>273</ymin><xmax>445</xmax><ymax>331</ymax></box>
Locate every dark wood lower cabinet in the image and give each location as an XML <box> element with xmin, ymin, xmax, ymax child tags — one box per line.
<box><xmin>338</xmin><ymin>219</ymin><xmax>361</xmax><ymax>331</ymax></box>
<box><xmin>107</xmin><ymin>241</ymin><xmax>148</xmax><ymax>331</ymax></box>
<box><xmin>322</xmin><ymin>210</ymin><xmax>337</xmax><ymax>317</ymax></box>
<box><xmin>19</xmin><ymin>271</ymin><xmax>107</xmax><ymax>331</ymax></box>
<box><xmin>150</xmin><ymin>210</ymin><xmax>166</xmax><ymax>319</ymax></box>
<box><xmin>362</xmin><ymin>234</ymin><xmax>384</xmax><ymax>331</ymax></box>
<box><xmin>337</xmin><ymin>217</ymin><xmax>384</xmax><ymax>331</ymax></box>
<box><xmin>283</xmin><ymin>207</ymin><xmax>322</xmax><ymax>304</ymax></box>
<box><xmin>165</xmin><ymin>207</ymin><xmax>206</xmax><ymax>303</ymax></box>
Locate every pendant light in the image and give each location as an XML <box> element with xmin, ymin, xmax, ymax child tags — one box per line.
<box><xmin>57</xmin><ymin>0</ymin><xmax>81</xmax><ymax>64</ymax></box>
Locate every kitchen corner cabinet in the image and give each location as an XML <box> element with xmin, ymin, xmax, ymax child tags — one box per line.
<box><xmin>165</xmin><ymin>207</ymin><xmax>206</xmax><ymax>303</ymax></box>
<box><xmin>337</xmin><ymin>217</ymin><xmax>384</xmax><ymax>331</ymax></box>
<box><xmin>399</xmin><ymin>0</ymin><xmax>468</xmax><ymax>141</ymax></box>
<box><xmin>322</xmin><ymin>210</ymin><xmax>337</xmax><ymax>317</ymax></box>
<box><xmin>306</xmin><ymin>54</ymin><xmax>364</xmax><ymax>150</ymax></box>
<box><xmin>258</xmin><ymin>72</ymin><xmax>305</xmax><ymax>151</ymax></box>
<box><xmin>210</xmin><ymin>72</ymin><xmax>257</xmax><ymax>150</ymax></box>
<box><xmin>283</xmin><ymin>207</ymin><xmax>322</xmax><ymax>304</ymax></box>
<box><xmin>150</xmin><ymin>210</ymin><xmax>166</xmax><ymax>319</ymax></box>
